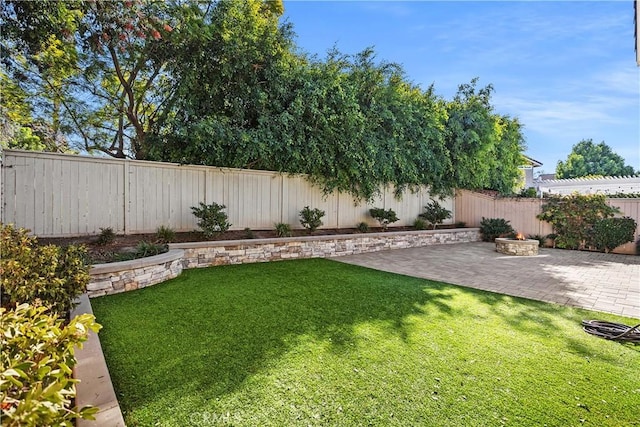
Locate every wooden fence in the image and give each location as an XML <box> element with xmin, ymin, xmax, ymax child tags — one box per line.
<box><xmin>455</xmin><ymin>189</ymin><xmax>640</xmax><ymax>253</ymax></box>
<box><xmin>1</xmin><ymin>149</ymin><xmax>452</xmax><ymax>237</ymax></box>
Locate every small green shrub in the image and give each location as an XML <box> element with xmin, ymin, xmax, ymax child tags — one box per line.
<box><xmin>636</xmin><ymin>237</ymin><xmax>640</xmax><ymax>256</ymax></box>
<box><xmin>96</xmin><ymin>227</ymin><xmax>116</xmax><ymax>245</ymax></box>
<box><xmin>369</xmin><ymin>208</ymin><xmax>399</xmax><ymax>230</ymax></box>
<box><xmin>528</xmin><ymin>234</ymin><xmax>546</xmax><ymax>247</ymax></box>
<box><xmin>113</xmin><ymin>242</ymin><xmax>168</xmax><ymax>262</ymax></box>
<box><xmin>243</xmin><ymin>227</ymin><xmax>255</xmax><ymax>239</ymax></box>
<box><xmin>155</xmin><ymin>225</ymin><xmax>176</xmax><ymax>243</ymax></box>
<box><xmin>518</xmin><ymin>187</ymin><xmax>538</xmax><ymax>198</ymax></box>
<box><xmin>191</xmin><ymin>202</ymin><xmax>231</xmax><ymax>238</ymax></box>
<box><xmin>0</xmin><ymin>224</ymin><xmax>90</xmax><ymax>317</ymax></box>
<box><xmin>479</xmin><ymin>217</ymin><xmax>515</xmax><ymax>242</ymax></box>
<box><xmin>413</xmin><ymin>218</ymin><xmax>427</xmax><ymax>230</ymax></box>
<box><xmin>419</xmin><ymin>199</ymin><xmax>452</xmax><ymax>229</ymax></box>
<box><xmin>356</xmin><ymin>222</ymin><xmax>369</xmax><ymax>233</ymax></box>
<box><xmin>275</xmin><ymin>223</ymin><xmax>292</xmax><ymax>237</ymax></box>
<box><xmin>299</xmin><ymin>206</ymin><xmax>325</xmax><ymax>233</ymax></box>
<box><xmin>455</xmin><ymin>221</ymin><xmax>466</xmax><ymax>228</ymax></box>
<box><xmin>1</xmin><ymin>303</ymin><xmax>101</xmax><ymax>426</ymax></box>
<box><xmin>591</xmin><ymin>217</ymin><xmax>637</xmax><ymax>253</ymax></box>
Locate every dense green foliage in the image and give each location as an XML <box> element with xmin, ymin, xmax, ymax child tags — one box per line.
<box><xmin>2</xmin><ymin>0</ymin><xmax>527</xmax><ymax>201</ymax></box>
<box><xmin>190</xmin><ymin>202</ymin><xmax>231</xmax><ymax>238</ymax></box>
<box><xmin>537</xmin><ymin>194</ymin><xmax>619</xmax><ymax>250</ymax></box>
<box><xmin>556</xmin><ymin>140</ymin><xmax>637</xmax><ymax>179</ymax></box>
<box><xmin>369</xmin><ymin>207</ymin><xmax>399</xmax><ymax>230</ymax></box>
<box><xmin>356</xmin><ymin>222</ymin><xmax>370</xmax><ymax>233</ymax></box>
<box><xmin>419</xmin><ymin>199</ymin><xmax>452</xmax><ymax>229</ymax></box>
<box><xmin>92</xmin><ymin>259</ymin><xmax>640</xmax><ymax>426</ymax></box>
<box><xmin>299</xmin><ymin>206</ymin><xmax>325</xmax><ymax>232</ymax></box>
<box><xmin>1</xmin><ymin>304</ymin><xmax>101</xmax><ymax>426</ymax></box>
<box><xmin>0</xmin><ymin>224</ymin><xmax>90</xmax><ymax>317</ymax></box>
<box><xmin>591</xmin><ymin>217</ymin><xmax>637</xmax><ymax>253</ymax></box>
<box><xmin>479</xmin><ymin>217</ymin><xmax>514</xmax><ymax>242</ymax></box>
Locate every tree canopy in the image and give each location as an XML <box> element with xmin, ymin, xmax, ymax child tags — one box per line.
<box><xmin>1</xmin><ymin>0</ymin><xmax>527</xmax><ymax>201</ymax></box>
<box><xmin>556</xmin><ymin>139</ymin><xmax>637</xmax><ymax>179</ymax></box>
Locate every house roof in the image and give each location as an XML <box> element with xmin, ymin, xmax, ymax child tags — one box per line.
<box><xmin>522</xmin><ymin>155</ymin><xmax>543</xmax><ymax>168</ymax></box>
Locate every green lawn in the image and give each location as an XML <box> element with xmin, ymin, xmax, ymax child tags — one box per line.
<box><xmin>91</xmin><ymin>258</ymin><xmax>640</xmax><ymax>427</ymax></box>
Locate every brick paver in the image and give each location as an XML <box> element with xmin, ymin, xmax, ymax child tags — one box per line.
<box><xmin>337</xmin><ymin>242</ymin><xmax>640</xmax><ymax>318</ymax></box>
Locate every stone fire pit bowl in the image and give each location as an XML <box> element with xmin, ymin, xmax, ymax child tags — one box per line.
<box><xmin>495</xmin><ymin>237</ymin><xmax>539</xmax><ymax>256</ymax></box>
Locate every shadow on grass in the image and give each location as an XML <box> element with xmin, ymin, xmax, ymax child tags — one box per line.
<box><xmin>91</xmin><ymin>258</ymin><xmax>460</xmax><ymax>413</ymax></box>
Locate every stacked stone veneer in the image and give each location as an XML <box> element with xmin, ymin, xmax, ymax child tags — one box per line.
<box><xmin>495</xmin><ymin>238</ymin><xmax>539</xmax><ymax>256</ymax></box>
<box><xmin>87</xmin><ymin>229</ymin><xmax>480</xmax><ymax>297</ymax></box>
<box><xmin>87</xmin><ymin>250</ymin><xmax>184</xmax><ymax>297</ymax></box>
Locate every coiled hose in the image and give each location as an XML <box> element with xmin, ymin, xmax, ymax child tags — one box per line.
<box><xmin>582</xmin><ymin>320</ymin><xmax>640</xmax><ymax>343</ymax></box>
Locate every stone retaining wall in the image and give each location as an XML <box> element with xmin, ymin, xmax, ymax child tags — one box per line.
<box><xmin>87</xmin><ymin>229</ymin><xmax>480</xmax><ymax>297</ymax></box>
<box><xmin>175</xmin><ymin>228</ymin><xmax>480</xmax><ymax>268</ymax></box>
<box><xmin>87</xmin><ymin>250</ymin><xmax>184</xmax><ymax>297</ymax></box>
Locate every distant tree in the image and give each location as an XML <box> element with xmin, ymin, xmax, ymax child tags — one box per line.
<box><xmin>556</xmin><ymin>139</ymin><xmax>637</xmax><ymax>178</ymax></box>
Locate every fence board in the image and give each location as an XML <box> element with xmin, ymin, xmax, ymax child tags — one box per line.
<box><xmin>2</xmin><ymin>150</ymin><xmax>450</xmax><ymax>237</ymax></box>
<box><xmin>455</xmin><ymin>190</ymin><xmax>640</xmax><ymax>243</ymax></box>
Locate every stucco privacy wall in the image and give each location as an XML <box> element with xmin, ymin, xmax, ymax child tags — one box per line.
<box><xmin>1</xmin><ymin>149</ymin><xmax>453</xmax><ymax>237</ymax></box>
<box><xmin>86</xmin><ymin>229</ymin><xmax>481</xmax><ymax>297</ymax></box>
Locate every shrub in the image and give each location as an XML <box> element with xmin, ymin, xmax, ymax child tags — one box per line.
<box><xmin>299</xmin><ymin>206</ymin><xmax>325</xmax><ymax>233</ymax></box>
<box><xmin>1</xmin><ymin>303</ymin><xmax>101</xmax><ymax>426</ymax></box>
<box><xmin>275</xmin><ymin>223</ymin><xmax>292</xmax><ymax>237</ymax></box>
<box><xmin>479</xmin><ymin>217</ymin><xmax>515</xmax><ymax>242</ymax></box>
<box><xmin>0</xmin><ymin>224</ymin><xmax>90</xmax><ymax>317</ymax></box>
<box><xmin>413</xmin><ymin>218</ymin><xmax>427</xmax><ymax>230</ymax></box>
<box><xmin>591</xmin><ymin>217</ymin><xmax>637</xmax><ymax>253</ymax></box>
<box><xmin>96</xmin><ymin>227</ymin><xmax>116</xmax><ymax>246</ymax></box>
<box><xmin>369</xmin><ymin>208</ymin><xmax>399</xmax><ymax>230</ymax></box>
<box><xmin>191</xmin><ymin>202</ymin><xmax>231</xmax><ymax>238</ymax></box>
<box><xmin>113</xmin><ymin>242</ymin><xmax>168</xmax><ymax>262</ymax></box>
<box><xmin>155</xmin><ymin>225</ymin><xmax>175</xmax><ymax>243</ymax></box>
<box><xmin>356</xmin><ymin>222</ymin><xmax>369</xmax><ymax>233</ymax></box>
<box><xmin>537</xmin><ymin>194</ymin><xmax>619</xmax><ymax>250</ymax></box>
<box><xmin>528</xmin><ymin>234</ymin><xmax>547</xmax><ymax>247</ymax></box>
<box><xmin>455</xmin><ymin>221</ymin><xmax>466</xmax><ymax>228</ymax></box>
<box><xmin>419</xmin><ymin>199</ymin><xmax>452</xmax><ymax>229</ymax></box>
<box><xmin>518</xmin><ymin>187</ymin><xmax>538</xmax><ymax>198</ymax></box>
<box><xmin>243</xmin><ymin>227</ymin><xmax>255</xmax><ymax>239</ymax></box>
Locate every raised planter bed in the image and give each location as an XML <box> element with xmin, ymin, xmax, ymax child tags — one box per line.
<box><xmin>87</xmin><ymin>228</ymin><xmax>480</xmax><ymax>297</ymax></box>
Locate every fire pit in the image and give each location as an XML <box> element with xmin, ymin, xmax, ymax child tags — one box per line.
<box><xmin>495</xmin><ymin>233</ymin><xmax>539</xmax><ymax>256</ymax></box>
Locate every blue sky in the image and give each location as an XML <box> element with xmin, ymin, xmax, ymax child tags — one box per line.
<box><xmin>283</xmin><ymin>0</ymin><xmax>640</xmax><ymax>175</ymax></box>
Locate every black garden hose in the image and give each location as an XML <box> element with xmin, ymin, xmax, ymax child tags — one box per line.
<box><xmin>582</xmin><ymin>320</ymin><xmax>640</xmax><ymax>343</ymax></box>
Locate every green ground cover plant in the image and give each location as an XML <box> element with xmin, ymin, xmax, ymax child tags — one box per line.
<box><xmin>92</xmin><ymin>259</ymin><xmax>639</xmax><ymax>427</ymax></box>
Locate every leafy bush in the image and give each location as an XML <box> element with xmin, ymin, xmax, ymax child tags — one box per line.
<box><xmin>419</xmin><ymin>199</ymin><xmax>452</xmax><ymax>229</ymax></box>
<box><xmin>275</xmin><ymin>223</ymin><xmax>292</xmax><ymax>237</ymax></box>
<box><xmin>243</xmin><ymin>227</ymin><xmax>255</xmax><ymax>239</ymax></box>
<box><xmin>356</xmin><ymin>222</ymin><xmax>369</xmax><ymax>233</ymax></box>
<box><xmin>191</xmin><ymin>202</ymin><xmax>231</xmax><ymax>238</ymax></box>
<box><xmin>299</xmin><ymin>206</ymin><xmax>325</xmax><ymax>233</ymax></box>
<box><xmin>413</xmin><ymin>218</ymin><xmax>427</xmax><ymax>230</ymax></box>
<box><xmin>455</xmin><ymin>221</ymin><xmax>466</xmax><ymax>228</ymax></box>
<box><xmin>96</xmin><ymin>227</ymin><xmax>116</xmax><ymax>246</ymax></box>
<box><xmin>369</xmin><ymin>208</ymin><xmax>399</xmax><ymax>230</ymax></box>
<box><xmin>1</xmin><ymin>303</ymin><xmax>101</xmax><ymax>426</ymax></box>
<box><xmin>155</xmin><ymin>225</ymin><xmax>175</xmax><ymax>243</ymax></box>
<box><xmin>479</xmin><ymin>217</ymin><xmax>514</xmax><ymax>242</ymax></box>
<box><xmin>518</xmin><ymin>187</ymin><xmax>538</xmax><ymax>198</ymax></box>
<box><xmin>591</xmin><ymin>217</ymin><xmax>637</xmax><ymax>253</ymax></box>
<box><xmin>528</xmin><ymin>234</ymin><xmax>547</xmax><ymax>247</ymax></box>
<box><xmin>0</xmin><ymin>224</ymin><xmax>90</xmax><ymax>317</ymax></box>
<box><xmin>537</xmin><ymin>194</ymin><xmax>619</xmax><ymax>250</ymax></box>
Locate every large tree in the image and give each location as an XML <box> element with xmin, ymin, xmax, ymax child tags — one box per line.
<box><xmin>1</xmin><ymin>0</ymin><xmax>178</xmax><ymax>158</ymax></box>
<box><xmin>556</xmin><ymin>139</ymin><xmax>637</xmax><ymax>178</ymax></box>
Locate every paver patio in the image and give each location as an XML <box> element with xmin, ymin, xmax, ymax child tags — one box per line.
<box><xmin>337</xmin><ymin>242</ymin><xmax>640</xmax><ymax>319</ymax></box>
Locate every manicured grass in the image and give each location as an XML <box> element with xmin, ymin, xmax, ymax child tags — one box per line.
<box><xmin>91</xmin><ymin>259</ymin><xmax>640</xmax><ymax>427</ymax></box>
